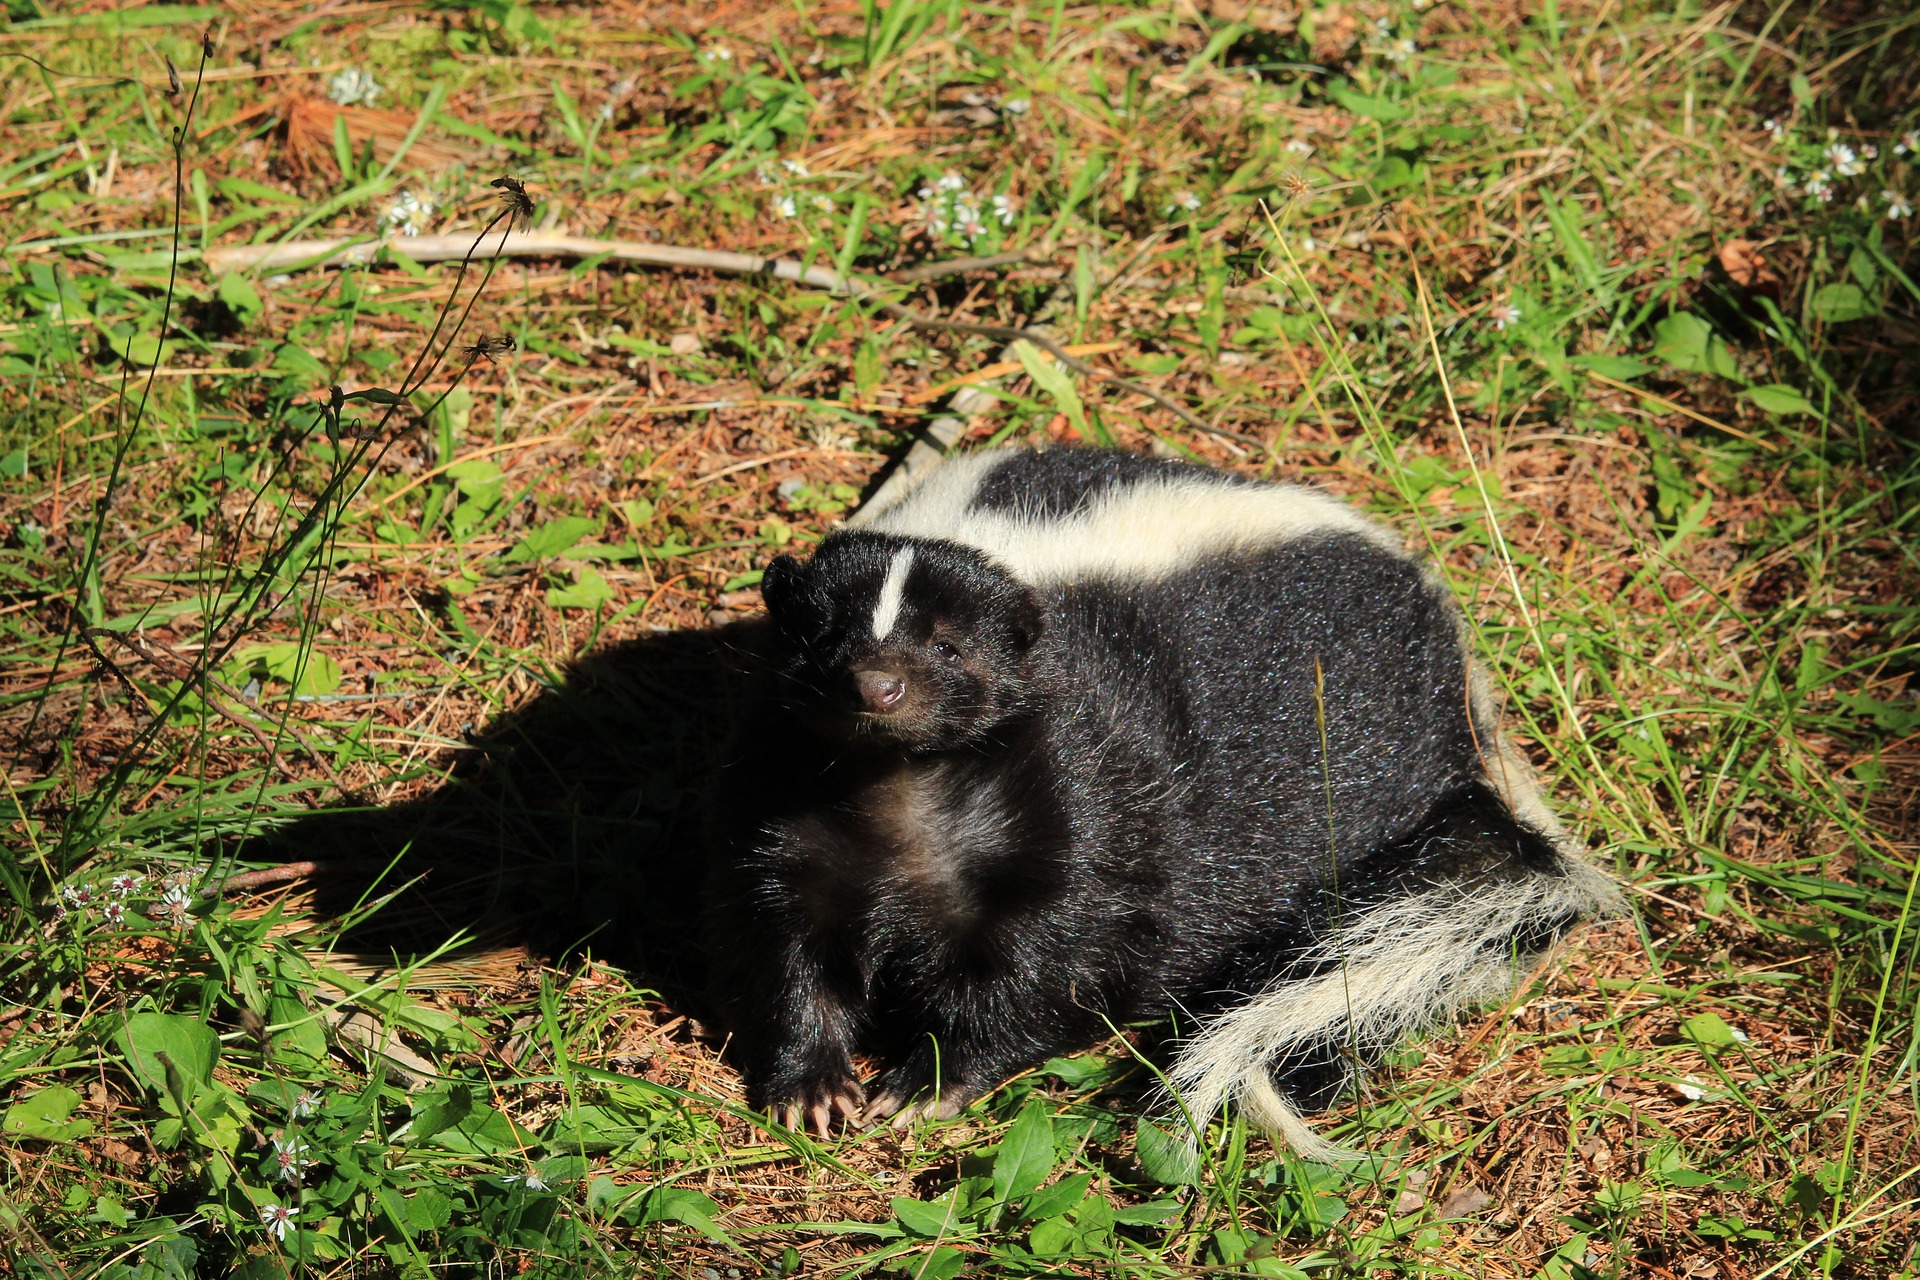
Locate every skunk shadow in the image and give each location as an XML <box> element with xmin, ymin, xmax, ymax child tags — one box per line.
<box><xmin>237</xmin><ymin>620</ymin><xmax>777</xmax><ymax>1014</ymax></box>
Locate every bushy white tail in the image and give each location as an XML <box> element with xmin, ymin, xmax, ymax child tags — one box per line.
<box><xmin>1165</xmin><ymin>853</ymin><xmax>1621</xmax><ymax>1161</ymax></box>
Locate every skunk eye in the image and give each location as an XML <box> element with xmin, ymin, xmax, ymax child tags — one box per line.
<box><xmin>931</xmin><ymin>640</ymin><xmax>963</xmax><ymax>663</ymax></box>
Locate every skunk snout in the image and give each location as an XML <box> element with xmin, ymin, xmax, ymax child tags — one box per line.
<box><xmin>852</xmin><ymin>668</ymin><xmax>907</xmax><ymax>714</ymax></box>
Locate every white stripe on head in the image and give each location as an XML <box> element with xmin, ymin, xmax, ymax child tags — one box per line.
<box><xmin>870</xmin><ymin>545</ymin><xmax>916</xmax><ymax>639</ymax></box>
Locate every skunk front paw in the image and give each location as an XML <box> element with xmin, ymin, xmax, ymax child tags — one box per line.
<box><xmin>861</xmin><ymin>1079</ymin><xmax>981</xmax><ymax>1129</ymax></box>
<box><xmin>772</xmin><ymin>1074</ymin><xmax>867</xmax><ymax>1139</ymax></box>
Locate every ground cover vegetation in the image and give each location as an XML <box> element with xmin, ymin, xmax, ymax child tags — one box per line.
<box><xmin>1</xmin><ymin>0</ymin><xmax>1916</xmax><ymax>1275</ymax></box>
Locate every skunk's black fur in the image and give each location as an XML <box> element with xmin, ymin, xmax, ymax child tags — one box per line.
<box><xmin>703</xmin><ymin>446</ymin><xmax>1618</xmax><ymax>1148</ymax></box>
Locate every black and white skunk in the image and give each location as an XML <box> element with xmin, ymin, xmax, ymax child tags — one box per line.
<box><xmin>703</xmin><ymin>446</ymin><xmax>1619</xmax><ymax>1154</ymax></box>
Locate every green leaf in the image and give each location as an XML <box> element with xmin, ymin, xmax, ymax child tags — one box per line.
<box><xmin>240</xmin><ymin>641</ymin><xmax>343</xmax><ymax>697</ymax></box>
<box><xmin>1681</xmin><ymin>1011</ymin><xmax>1740</xmax><ymax>1049</ymax></box>
<box><xmin>3</xmin><ymin>1085</ymin><xmax>94</xmax><ymax>1141</ymax></box>
<box><xmin>447</xmin><ymin>458</ymin><xmax>505</xmax><ymax>504</ymax></box>
<box><xmin>993</xmin><ymin>1099</ymin><xmax>1058</xmax><ymax>1204</ymax></box>
<box><xmin>1810</xmin><ymin>283</ymin><xmax>1877</xmax><ymax>323</ymax></box>
<box><xmin>118</xmin><ymin>1012</ymin><xmax>220</xmax><ymax>1102</ymax></box>
<box><xmin>1570</xmin><ymin>353</ymin><xmax>1656</xmax><ymax>380</ymax></box>
<box><xmin>891</xmin><ymin>1193</ymin><xmax>962</xmax><ymax>1237</ymax></box>
<box><xmin>217</xmin><ymin>272</ymin><xmax>264</xmax><ymax>323</ymax></box>
<box><xmin>1742</xmin><ymin>384</ymin><xmax>1817</xmax><ymax>417</ymax></box>
<box><xmin>1017</xmin><ymin>1172</ymin><xmax>1091</xmax><ymax>1224</ymax></box>
<box><xmin>1652</xmin><ymin>312</ymin><xmax>1738</xmax><ymax>378</ymax></box>
<box><xmin>641</xmin><ymin>1187</ymin><xmax>736</xmax><ymax>1248</ymax></box>
<box><xmin>1011</xmin><ymin>340</ymin><xmax>1087</xmax><ymax>438</ymax></box>
<box><xmin>121</xmin><ymin>331</ymin><xmax>173</xmax><ymax>366</ymax></box>
<box><xmin>913</xmin><ymin>1247</ymin><xmax>967</xmax><ymax>1280</ymax></box>
<box><xmin>1330</xmin><ymin>82</ymin><xmax>1410</xmax><ymax>122</ymax></box>
<box><xmin>507</xmin><ymin>516</ymin><xmax>599</xmax><ymax>563</ymax></box>
<box><xmin>273</xmin><ymin>341</ymin><xmax>331</xmax><ymax>386</ymax></box>
<box><xmin>340</xmin><ymin>387</ymin><xmax>408</xmax><ymax>406</ymax></box>
<box><xmin>547</xmin><ymin>566</ymin><xmax>616</xmax><ymax>610</ymax></box>
<box><xmin>1133</xmin><ymin>1119</ymin><xmax>1201</xmax><ymax>1187</ymax></box>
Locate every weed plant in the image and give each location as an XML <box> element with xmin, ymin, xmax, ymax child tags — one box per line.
<box><xmin>1</xmin><ymin>2</ymin><xmax>1917</xmax><ymax>1278</ymax></box>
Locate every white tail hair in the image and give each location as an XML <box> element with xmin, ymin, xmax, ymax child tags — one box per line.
<box><xmin>1165</xmin><ymin>796</ymin><xmax>1622</xmax><ymax>1160</ymax></box>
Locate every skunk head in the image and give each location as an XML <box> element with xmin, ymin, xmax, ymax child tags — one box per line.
<box><xmin>760</xmin><ymin>533</ymin><xmax>1044</xmax><ymax>749</ymax></box>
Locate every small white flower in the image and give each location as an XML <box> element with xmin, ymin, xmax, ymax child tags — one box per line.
<box><xmin>161</xmin><ymin>884</ymin><xmax>192</xmax><ymax>908</ymax></box>
<box><xmin>990</xmin><ymin>193</ymin><xmax>1017</xmax><ymax>226</ymax></box>
<box><xmin>1887</xmin><ymin>190</ymin><xmax>1914</xmax><ymax>220</ymax></box>
<box><xmin>1775</xmin><ymin>165</ymin><xmax>1797</xmax><ymax>192</ymax></box>
<box><xmin>1491</xmin><ymin>303</ymin><xmax>1523</xmax><ymax>330</ymax></box>
<box><xmin>1826</xmin><ymin>142</ymin><xmax>1863</xmax><ymax>177</ymax></box>
<box><xmin>270</xmin><ymin>1135</ymin><xmax>314</xmax><ymax>1183</ymax></box>
<box><xmin>916</xmin><ymin>185</ymin><xmax>934</xmax><ymax>200</ymax></box>
<box><xmin>61</xmin><ymin>885</ymin><xmax>89</xmax><ymax>908</ymax></box>
<box><xmin>102</xmin><ymin>901</ymin><xmax>125</xmax><ymax>927</ymax></box>
<box><xmin>1386</xmin><ymin>38</ymin><xmax>1416</xmax><ymax>62</ymax></box>
<box><xmin>700</xmin><ymin>46</ymin><xmax>733</xmax><ymax>64</ymax></box>
<box><xmin>290</xmin><ymin>1090</ymin><xmax>321</xmax><ymax>1119</ymax></box>
<box><xmin>780</xmin><ymin>158</ymin><xmax>810</xmax><ymax>177</ymax></box>
<box><xmin>1674</xmin><ymin>1078</ymin><xmax>1706</xmax><ymax>1101</ymax></box>
<box><xmin>936</xmin><ymin>172</ymin><xmax>967</xmax><ymax>193</ymax></box>
<box><xmin>259</xmin><ymin>1202</ymin><xmax>298</xmax><ymax>1241</ymax></box>
<box><xmin>771</xmin><ymin>194</ymin><xmax>798</xmax><ymax>219</ymax></box>
<box><xmin>109</xmin><ymin>873</ymin><xmax>143</xmax><ymax>897</ymax></box>
<box><xmin>1286</xmin><ymin>138</ymin><xmax>1314</xmax><ymax>156</ymax></box>
<box><xmin>1761</xmin><ymin>117</ymin><xmax>1783</xmax><ymax>139</ymax></box>
<box><xmin>1897</xmin><ymin>130</ymin><xmax>1918</xmax><ymax>156</ymax></box>
<box><xmin>1729</xmin><ymin>1027</ymin><xmax>1750</xmax><ymax>1043</ymax></box>
<box><xmin>1299</xmin><ymin>235</ymin><xmax>1319</xmax><ymax>253</ymax></box>
<box><xmin>1804</xmin><ymin>169</ymin><xmax>1834</xmax><ymax>203</ymax></box>
<box><xmin>326</xmin><ymin>68</ymin><xmax>380</xmax><ymax>108</ymax></box>
<box><xmin>51</xmin><ymin>904</ymin><xmax>68</xmax><ymax>923</ymax></box>
<box><xmin>1371</xmin><ymin>16</ymin><xmax>1394</xmax><ymax>41</ymax></box>
<box><xmin>505</xmin><ymin>1167</ymin><xmax>550</xmax><ymax>1191</ymax></box>
<box><xmin>382</xmin><ymin>190</ymin><xmax>435</xmax><ymax>237</ymax></box>
<box><xmin>811</xmin><ymin>194</ymin><xmax>836</xmax><ymax>213</ymax></box>
<box><xmin>1000</xmin><ymin>97</ymin><xmax>1030</xmax><ymax>115</ymax></box>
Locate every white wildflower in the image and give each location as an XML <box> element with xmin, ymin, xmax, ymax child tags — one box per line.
<box><xmin>1491</xmin><ymin>303</ymin><xmax>1523</xmax><ymax>330</ymax></box>
<box><xmin>382</xmin><ymin>190</ymin><xmax>435</xmax><ymax>237</ymax></box>
<box><xmin>1761</xmin><ymin>117</ymin><xmax>1783</xmax><ymax>139</ymax></box>
<box><xmin>1386</xmin><ymin>38</ymin><xmax>1416</xmax><ymax>63</ymax></box>
<box><xmin>1897</xmin><ymin>130</ymin><xmax>1918</xmax><ymax>156</ymax></box>
<box><xmin>811</xmin><ymin>194</ymin><xmax>835</xmax><ymax>213</ymax></box>
<box><xmin>780</xmin><ymin>158</ymin><xmax>810</xmax><ymax>177</ymax></box>
<box><xmin>1826</xmin><ymin>142</ymin><xmax>1863</xmax><ymax>177</ymax></box>
<box><xmin>109</xmin><ymin>873</ymin><xmax>143</xmax><ymax>897</ymax></box>
<box><xmin>1000</xmin><ymin>97</ymin><xmax>1030</xmax><ymax>115</ymax></box>
<box><xmin>1674</xmin><ymin>1078</ymin><xmax>1706</xmax><ymax>1101</ymax></box>
<box><xmin>505</xmin><ymin>1167</ymin><xmax>550</xmax><ymax>1191</ymax></box>
<box><xmin>259</xmin><ymin>1202</ymin><xmax>298</xmax><ymax>1242</ymax></box>
<box><xmin>1299</xmin><ymin>235</ymin><xmax>1319</xmax><ymax>253</ymax></box>
<box><xmin>326</xmin><ymin>68</ymin><xmax>380</xmax><ymax>108</ymax></box>
<box><xmin>270</xmin><ymin>1135</ymin><xmax>314</xmax><ymax>1184</ymax></box>
<box><xmin>990</xmin><ymin>193</ymin><xmax>1017</xmax><ymax>226</ymax></box>
<box><xmin>771</xmin><ymin>193</ymin><xmax>798</xmax><ymax>219</ymax></box>
<box><xmin>102</xmin><ymin>901</ymin><xmax>125</xmax><ymax>927</ymax></box>
<box><xmin>1887</xmin><ymin>190</ymin><xmax>1914</xmax><ymax>220</ymax></box>
<box><xmin>1371</xmin><ymin>16</ymin><xmax>1394</xmax><ymax>41</ymax></box>
<box><xmin>700</xmin><ymin>46</ymin><xmax>733</xmax><ymax>64</ymax></box>
<box><xmin>936</xmin><ymin>172</ymin><xmax>966</xmax><ymax>193</ymax></box>
<box><xmin>61</xmin><ymin>885</ymin><xmax>89</xmax><ymax>909</ymax></box>
<box><xmin>1165</xmin><ymin>191</ymin><xmax>1201</xmax><ymax>214</ymax></box>
<box><xmin>1804</xmin><ymin>170</ymin><xmax>1834</xmax><ymax>203</ymax></box>
<box><xmin>1286</xmin><ymin>138</ymin><xmax>1314</xmax><ymax>156</ymax></box>
<box><xmin>290</xmin><ymin>1090</ymin><xmax>321</xmax><ymax>1119</ymax></box>
<box><xmin>161</xmin><ymin>883</ymin><xmax>192</xmax><ymax>908</ymax></box>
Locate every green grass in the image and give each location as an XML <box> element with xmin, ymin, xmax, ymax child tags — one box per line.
<box><xmin>2</xmin><ymin>0</ymin><xmax>1917</xmax><ymax>1276</ymax></box>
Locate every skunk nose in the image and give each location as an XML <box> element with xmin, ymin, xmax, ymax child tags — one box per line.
<box><xmin>852</xmin><ymin>669</ymin><xmax>907</xmax><ymax>713</ymax></box>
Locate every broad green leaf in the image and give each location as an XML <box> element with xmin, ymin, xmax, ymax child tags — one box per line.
<box><xmin>3</xmin><ymin>1085</ymin><xmax>93</xmax><ymax>1141</ymax></box>
<box><xmin>1570</xmin><ymin>353</ymin><xmax>1656</xmax><ymax>380</ymax></box>
<box><xmin>121</xmin><ymin>332</ymin><xmax>172</xmax><ymax>366</ymax></box>
<box><xmin>641</xmin><ymin>1187</ymin><xmax>736</xmax><ymax>1247</ymax></box>
<box><xmin>447</xmin><ymin>458</ymin><xmax>505</xmax><ymax>504</ymax></box>
<box><xmin>216</xmin><ymin>272</ymin><xmax>263</xmax><ymax>323</ymax></box>
<box><xmin>1742</xmin><ymin>384</ymin><xmax>1817</xmax><ymax>417</ymax></box>
<box><xmin>913</xmin><ymin>1247</ymin><xmax>967</xmax><ymax>1280</ymax></box>
<box><xmin>1682</xmin><ymin>1011</ymin><xmax>1740</xmax><ymax>1049</ymax></box>
<box><xmin>1017</xmin><ymin>1172</ymin><xmax>1091</xmax><ymax>1224</ymax></box>
<box><xmin>273</xmin><ymin>341</ymin><xmax>331</xmax><ymax>385</ymax></box>
<box><xmin>1330</xmin><ymin>82</ymin><xmax>1410</xmax><ymax>122</ymax></box>
<box><xmin>118</xmin><ymin>1012</ymin><xmax>220</xmax><ymax>1102</ymax></box>
<box><xmin>1652</xmin><ymin>312</ymin><xmax>1736</xmax><ymax>378</ymax></box>
<box><xmin>547</xmin><ymin>566</ymin><xmax>615</xmax><ymax>610</ymax></box>
<box><xmin>993</xmin><ymin>1099</ymin><xmax>1057</xmax><ymax>1204</ymax></box>
<box><xmin>1133</xmin><ymin>1119</ymin><xmax>1202</xmax><ymax>1186</ymax></box>
<box><xmin>1810</xmin><ymin>283</ymin><xmax>1876</xmax><ymax>323</ymax></box>
<box><xmin>507</xmin><ymin>516</ymin><xmax>599</xmax><ymax>563</ymax></box>
<box><xmin>241</xmin><ymin>642</ymin><xmax>343</xmax><ymax>697</ymax></box>
<box><xmin>1011</xmin><ymin>340</ymin><xmax>1087</xmax><ymax>438</ymax></box>
<box><xmin>891</xmin><ymin>1193</ymin><xmax>962</xmax><ymax>1237</ymax></box>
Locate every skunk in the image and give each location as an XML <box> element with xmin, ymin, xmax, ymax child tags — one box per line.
<box><xmin>703</xmin><ymin>446</ymin><xmax>1619</xmax><ymax>1153</ymax></box>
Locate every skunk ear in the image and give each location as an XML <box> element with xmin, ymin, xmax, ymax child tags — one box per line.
<box><xmin>761</xmin><ymin>554</ymin><xmax>803</xmax><ymax>618</ymax></box>
<box><xmin>1008</xmin><ymin>587</ymin><xmax>1045</xmax><ymax>652</ymax></box>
